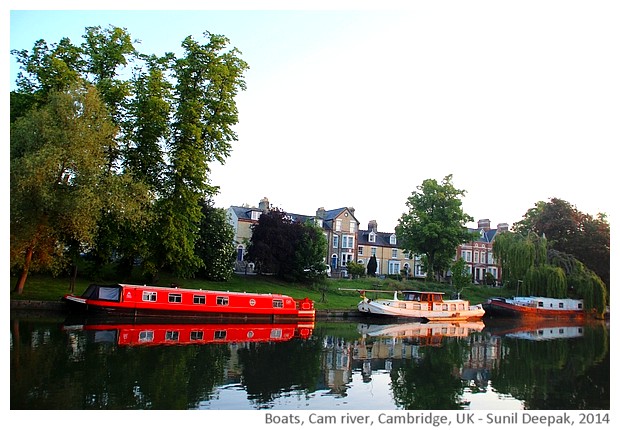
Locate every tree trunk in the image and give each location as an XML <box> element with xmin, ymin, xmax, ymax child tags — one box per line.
<box><xmin>14</xmin><ymin>246</ymin><xmax>34</xmax><ymax>294</ymax></box>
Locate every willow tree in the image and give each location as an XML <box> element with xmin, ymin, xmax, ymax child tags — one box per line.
<box><xmin>493</xmin><ymin>231</ymin><xmax>607</xmax><ymax>316</ymax></box>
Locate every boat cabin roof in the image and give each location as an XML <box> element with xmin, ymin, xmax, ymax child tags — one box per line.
<box><xmin>403</xmin><ymin>290</ymin><xmax>444</xmax><ymax>295</ymax></box>
<box><xmin>401</xmin><ymin>291</ymin><xmax>445</xmax><ymax>302</ymax></box>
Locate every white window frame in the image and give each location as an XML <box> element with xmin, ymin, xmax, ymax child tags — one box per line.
<box><xmin>342</xmin><ymin>234</ymin><xmax>354</xmax><ymax>249</ymax></box>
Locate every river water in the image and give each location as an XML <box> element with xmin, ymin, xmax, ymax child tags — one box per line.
<box><xmin>10</xmin><ymin>312</ymin><xmax>609</xmax><ymax>411</ymax></box>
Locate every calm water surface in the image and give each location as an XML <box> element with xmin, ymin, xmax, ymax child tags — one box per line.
<box><xmin>10</xmin><ymin>312</ymin><xmax>609</xmax><ymax>410</ymax></box>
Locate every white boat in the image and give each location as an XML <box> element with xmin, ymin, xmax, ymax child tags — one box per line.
<box><xmin>355</xmin><ymin>290</ymin><xmax>485</xmax><ymax>321</ymax></box>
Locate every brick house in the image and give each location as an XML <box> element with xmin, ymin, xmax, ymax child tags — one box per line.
<box><xmin>455</xmin><ymin>219</ymin><xmax>508</xmax><ymax>284</ymax></box>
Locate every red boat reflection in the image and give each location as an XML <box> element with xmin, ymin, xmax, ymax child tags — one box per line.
<box><xmin>63</xmin><ymin>317</ymin><xmax>314</xmax><ymax>346</ymax></box>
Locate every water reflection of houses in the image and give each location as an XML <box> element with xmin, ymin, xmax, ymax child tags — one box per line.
<box><xmin>318</xmin><ymin>325</ymin><xmax>502</xmax><ymax>396</ymax></box>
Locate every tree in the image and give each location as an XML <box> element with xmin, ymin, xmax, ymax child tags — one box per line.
<box><xmin>153</xmin><ymin>32</ymin><xmax>248</xmax><ymax>278</ymax></box>
<box><xmin>367</xmin><ymin>255</ymin><xmax>378</xmax><ymax>277</ymax></box>
<box><xmin>493</xmin><ymin>230</ymin><xmax>607</xmax><ymax>317</ymax></box>
<box><xmin>450</xmin><ymin>258</ymin><xmax>471</xmax><ymax>299</ymax></box>
<box><xmin>246</xmin><ymin>209</ymin><xmax>327</xmax><ymax>283</ymax></box>
<box><xmin>194</xmin><ymin>201</ymin><xmax>236</xmax><ymax>281</ymax></box>
<box><xmin>347</xmin><ymin>261</ymin><xmax>366</xmax><ymax>279</ymax></box>
<box><xmin>11</xmin><ymin>26</ymin><xmax>248</xmax><ymax>291</ymax></box>
<box><xmin>514</xmin><ymin>198</ymin><xmax>610</xmax><ymax>289</ymax></box>
<box><xmin>395</xmin><ymin>175</ymin><xmax>474</xmax><ymax>281</ymax></box>
<box><xmin>10</xmin><ymin>84</ymin><xmax>117</xmax><ymax>293</ymax></box>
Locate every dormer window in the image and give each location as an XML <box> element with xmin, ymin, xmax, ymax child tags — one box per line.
<box><xmin>389</xmin><ymin>234</ymin><xmax>397</xmax><ymax>245</ymax></box>
<box><xmin>369</xmin><ymin>232</ymin><xmax>376</xmax><ymax>243</ymax></box>
<box><xmin>251</xmin><ymin>210</ymin><xmax>261</xmax><ymax>220</ymax></box>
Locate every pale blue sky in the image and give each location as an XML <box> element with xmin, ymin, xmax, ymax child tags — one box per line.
<box><xmin>7</xmin><ymin>2</ymin><xmax>618</xmax><ymax>232</ymax></box>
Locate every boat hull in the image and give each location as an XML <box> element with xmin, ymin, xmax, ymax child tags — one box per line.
<box><xmin>357</xmin><ymin>298</ymin><xmax>485</xmax><ymax>321</ymax></box>
<box><xmin>63</xmin><ymin>284</ymin><xmax>315</xmax><ymax>321</ymax></box>
<box><xmin>483</xmin><ymin>297</ymin><xmax>585</xmax><ymax>320</ymax></box>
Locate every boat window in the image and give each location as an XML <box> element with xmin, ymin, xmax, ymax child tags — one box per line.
<box><xmin>538</xmin><ymin>301</ymin><xmax>544</xmax><ymax>307</ymax></box>
<box><xmin>165</xmin><ymin>331</ymin><xmax>179</xmax><ymax>341</ymax></box>
<box><xmin>273</xmin><ymin>299</ymin><xmax>284</xmax><ymax>308</ymax></box>
<box><xmin>214</xmin><ymin>330</ymin><xmax>226</xmax><ymax>340</ymax></box>
<box><xmin>442</xmin><ymin>304</ymin><xmax>448</xmax><ymax>311</ymax></box>
<box><xmin>168</xmin><ymin>293</ymin><xmax>182</xmax><ymax>303</ymax></box>
<box><xmin>559</xmin><ymin>302</ymin><xmax>564</xmax><ymax>308</ymax></box>
<box><xmin>450</xmin><ymin>304</ymin><xmax>456</xmax><ymax>311</ymax></box>
<box><xmin>190</xmin><ymin>331</ymin><xmax>204</xmax><ymax>341</ymax></box>
<box><xmin>142</xmin><ymin>291</ymin><xmax>157</xmax><ymax>302</ymax></box>
<box><xmin>98</xmin><ymin>287</ymin><xmax>121</xmax><ymax>301</ymax></box>
<box><xmin>270</xmin><ymin>329</ymin><xmax>282</xmax><ymax>339</ymax></box>
<box><xmin>578</xmin><ymin>303</ymin><xmax>583</xmax><ymax>309</ymax></box>
<box><xmin>216</xmin><ymin>296</ymin><xmax>229</xmax><ymax>306</ymax></box>
<box><xmin>139</xmin><ymin>331</ymin><xmax>154</xmax><ymax>343</ymax></box>
<box><xmin>399</xmin><ymin>303</ymin><xmax>407</xmax><ymax>309</ymax></box>
<box><xmin>193</xmin><ymin>295</ymin><xmax>206</xmax><ymax>304</ymax></box>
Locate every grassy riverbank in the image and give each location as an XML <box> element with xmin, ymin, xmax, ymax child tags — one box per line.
<box><xmin>9</xmin><ymin>273</ymin><xmax>513</xmax><ymax>310</ymax></box>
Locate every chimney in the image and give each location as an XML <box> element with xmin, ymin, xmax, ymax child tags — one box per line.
<box><xmin>258</xmin><ymin>197</ymin><xmax>270</xmax><ymax>212</ymax></box>
<box><xmin>368</xmin><ymin>220</ymin><xmax>378</xmax><ymax>232</ymax></box>
<box><xmin>316</xmin><ymin>207</ymin><xmax>326</xmax><ymax>219</ymax></box>
<box><xmin>478</xmin><ymin>219</ymin><xmax>491</xmax><ymax>231</ymax></box>
<box><xmin>497</xmin><ymin>223</ymin><xmax>509</xmax><ymax>232</ymax></box>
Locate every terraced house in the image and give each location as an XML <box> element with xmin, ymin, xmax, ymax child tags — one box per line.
<box><xmin>227</xmin><ymin>198</ymin><xmax>506</xmax><ymax>283</ymax></box>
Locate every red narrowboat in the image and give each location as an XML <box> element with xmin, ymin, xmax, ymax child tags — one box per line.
<box><xmin>63</xmin><ymin>283</ymin><xmax>315</xmax><ymax>321</ymax></box>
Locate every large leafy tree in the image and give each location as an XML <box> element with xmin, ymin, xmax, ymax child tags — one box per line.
<box><xmin>493</xmin><ymin>230</ymin><xmax>607</xmax><ymax>317</ymax></box>
<box><xmin>153</xmin><ymin>32</ymin><xmax>248</xmax><ymax>277</ymax></box>
<box><xmin>11</xmin><ymin>26</ymin><xmax>248</xmax><ymax>291</ymax></box>
<box><xmin>10</xmin><ymin>84</ymin><xmax>117</xmax><ymax>293</ymax></box>
<box><xmin>246</xmin><ymin>210</ymin><xmax>327</xmax><ymax>283</ymax></box>
<box><xmin>514</xmin><ymin>198</ymin><xmax>610</xmax><ymax>289</ymax></box>
<box><xmin>396</xmin><ymin>175</ymin><xmax>474</xmax><ymax>281</ymax></box>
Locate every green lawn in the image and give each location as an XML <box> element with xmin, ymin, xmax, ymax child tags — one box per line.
<box><xmin>10</xmin><ymin>272</ymin><xmax>513</xmax><ymax>310</ymax></box>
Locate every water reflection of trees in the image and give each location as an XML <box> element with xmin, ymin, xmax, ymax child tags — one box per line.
<box><xmin>490</xmin><ymin>323</ymin><xmax>609</xmax><ymax>409</ymax></box>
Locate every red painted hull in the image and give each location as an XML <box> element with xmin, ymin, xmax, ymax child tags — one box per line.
<box><xmin>63</xmin><ymin>283</ymin><xmax>315</xmax><ymax>321</ymax></box>
<box><xmin>63</xmin><ymin>320</ymin><xmax>314</xmax><ymax>346</ymax></box>
<box><xmin>484</xmin><ymin>298</ymin><xmax>585</xmax><ymax>320</ymax></box>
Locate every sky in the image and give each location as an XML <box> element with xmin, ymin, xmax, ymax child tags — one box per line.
<box><xmin>5</xmin><ymin>1</ymin><xmax>618</xmax><ymax>233</ymax></box>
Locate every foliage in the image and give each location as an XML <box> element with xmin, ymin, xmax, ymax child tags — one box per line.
<box><xmin>346</xmin><ymin>261</ymin><xmax>366</xmax><ymax>279</ymax></box>
<box><xmin>395</xmin><ymin>174</ymin><xmax>474</xmax><ymax>281</ymax></box>
<box><xmin>450</xmin><ymin>258</ymin><xmax>471</xmax><ymax>298</ymax></box>
<box><xmin>10</xmin><ymin>26</ymin><xmax>248</xmax><ymax>292</ymax></box>
<box><xmin>194</xmin><ymin>201</ymin><xmax>236</xmax><ymax>281</ymax></box>
<box><xmin>366</xmin><ymin>255</ymin><xmax>377</xmax><ymax>276</ymax></box>
<box><xmin>493</xmin><ymin>230</ymin><xmax>607</xmax><ymax>316</ymax></box>
<box><xmin>10</xmin><ymin>84</ymin><xmax>117</xmax><ymax>293</ymax></box>
<box><xmin>246</xmin><ymin>209</ymin><xmax>328</xmax><ymax>284</ymax></box>
<box><xmin>514</xmin><ymin>198</ymin><xmax>610</xmax><ymax>289</ymax></box>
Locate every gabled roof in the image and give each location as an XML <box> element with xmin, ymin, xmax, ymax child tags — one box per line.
<box><xmin>468</xmin><ymin>227</ymin><xmax>499</xmax><ymax>244</ymax></box>
<box><xmin>357</xmin><ymin>230</ymin><xmax>398</xmax><ymax>247</ymax></box>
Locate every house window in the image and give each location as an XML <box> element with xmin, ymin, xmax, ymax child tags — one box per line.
<box><xmin>216</xmin><ymin>296</ymin><xmax>229</xmax><ymax>306</ymax></box>
<box><xmin>391</xmin><ymin>249</ymin><xmax>398</xmax><ymax>259</ymax></box>
<box><xmin>481</xmin><ymin>252</ymin><xmax>486</xmax><ymax>264</ymax></box>
<box><xmin>474</xmin><ymin>251</ymin><xmax>479</xmax><ymax>263</ymax></box>
<box><xmin>193</xmin><ymin>295</ymin><xmax>206</xmax><ymax>305</ymax></box>
<box><xmin>341</xmin><ymin>253</ymin><xmax>353</xmax><ymax>266</ymax></box>
<box><xmin>168</xmin><ymin>293</ymin><xmax>182</xmax><ymax>303</ymax></box>
<box><xmin>342</xmin><ymin>235</ymin><xmax>354</xmax><ymax>249</ymax></box>
<box><xmin>461</xmin><ymin>250</ymin><xmax>472</xmax><ymax>262</ymax></box>
<box><xmin>389</xmin><ymin>234</ymin><xmax>396</xmax><ymax>245</ymax></box>
<box><xmin>488</xmin><ymin>251</ymin><xmax>495</xmax><ymax>264</ymax></box>
<box><xmin>388</xmin><ymin>260</ymin><xmax>400</xmax><ymax>275</ymax></box>
<box><xmin>371</xmin><ymin>247</ymin><xmax>377</xmax><ymax>257</ymax></box>
<box><xmin>333</xmin><ymin>235</ymin><xmax>339</xmax><ymax>248</ymax></box>
<box><xmin>142</xmin><ymin>291</ymin><xmax>157</xmax><ymax>302</ymax></box>
<box><xmin>335</xmin><ymin>219</ymin><xmax>342</xmax><ymax>231</ymax></box>
<box><xmin>251</xmin><ymin>210</ymin><xmax>261</xmax><ymax>220</ymax></box>
<box><xmin>369</xmin><ymin>232</ymin><xmax>376</xmax><ymax>243</ymax></box>
<box><xmin>358</xmin><ymin>246</ymin><xmax>363</xmax><ymax>255</ymax></box>
<box><xmin>273</xmin><ymin>299</ymin><xmax>284</xmax><ymax>308</ymax></box>
<box><xmin>349</xmin><ymin>221</ymin><xmax>356</xmax><ymax>233</ymax></box>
